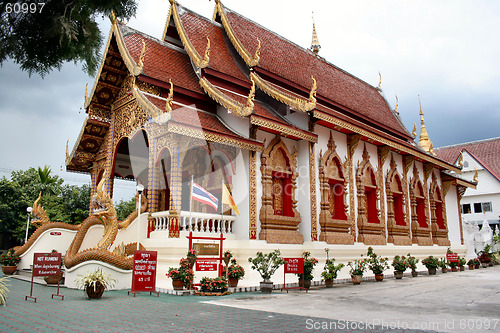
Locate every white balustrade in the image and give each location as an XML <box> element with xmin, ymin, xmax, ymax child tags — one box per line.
<box><xmin>150</xmin><ymin>211</ymin><xmax>236</xmax><ymax>234</ymax></box>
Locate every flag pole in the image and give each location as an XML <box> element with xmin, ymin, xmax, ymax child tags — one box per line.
<box><xmin>221</xmin><ymin>180</ymin><xmax>224</xmax><ymax>232</ymax></box>
<box><xmin>189</xmin><ymin>175</ymin><xmax>193</xmax><ymax>231</ymax></box>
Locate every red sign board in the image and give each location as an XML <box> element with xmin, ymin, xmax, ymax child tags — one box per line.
<box><xmin>284</xmin><ymin>258</ymin><xmax>304</xmax><ymax>274</ymax></box>
<box><xmin>33</xmin><ymin>253</ymin><xmax>61</xmax><ymax>277</ymax></box>
<box><xmin>446</xmin><ymin>253</ymin><xmax>459</xmax><ymax>263</ymax></box>
<box><xmin>196</xmin><ymin>260</ymin><xmax>218</xmax><ymax>271</ymax></box>
<box><xmin>131</xmin><ymin>250</ymin><xmax>157</xmax><ymax>293</ymax></box>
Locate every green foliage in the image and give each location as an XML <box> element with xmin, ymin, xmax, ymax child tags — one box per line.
<box><xmin>199</xmin><ymin>276</ymin><xmax>227</xmax><ymax>292</ymax></box>
<box><xmin>167</xmin><ymin>258</ymin><xmax>194</xmax><ymax>286</ymax></box>
<box><xmin>392</xmin><ymin>255</ymin><xmax>409</xmax><ymax>272</ymax></box>
<box><xmin>366</xmin><ymin>247</ymin><xmax>389</xmax><ymax>275</ymax></box>
<box><xmin>321</xmin><ymin>258</ymin><xmax>344</xmax><ymax>281</ymax></box>
<box><xmin>0</xmin><ymin>167</ymin><xmax>90</xmax><ymax>245</ymax></box>
<box><xmin>0</xmin><ymin>276</ymin><xmax>9</xmax><ymax>306</ymax></box>
<box><xmin>75</xmin><ymin>268</ymin><xmax>116</xmax><ymax>291</ymax></box>
<box><xmin>406</xmin><ymin>253</ymin><xmax>419</xmax><ymax>271</ymax></box>
<box><xmin>115</xmin><ymin>196</ymin><xmax>135</xmax><ymax>220</ymax></box>
<box><xmin>0</xmin><ymin>248</ymin><xmax>20</xmax><ymax>266</ymax></box>
<box><xmin>297</xmin><ymin>251</ymin><xmax>318</xmax><ymax>281</ymax></box>
<box><xmin>0</xmin><ymin>0</ymin><xmax>138</xmax><ymax>77</ymax></box>
<box><xmin>348</xmin><ymin>257</ymin><xmax>367</xmax><ymax>276</ymax></box>
<box><xmin>248</xmin><ymin>250</ymin><xmax>285</xmax><ymax>282</ymax></box>
<box><xmin>227</xmin><ymin>258</ymin><xmax>245</xmax><ymax>280</ymax></box>
<box><xmin>422</xmin><ymin>256</ymin><xmax>439</xmax><ymax>269</ymax></box>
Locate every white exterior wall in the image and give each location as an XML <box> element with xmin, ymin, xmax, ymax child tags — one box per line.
<box><xmin>446</xmin><ymin>185</ymin><xmax>462</xmax><ymax>245</ymax></box>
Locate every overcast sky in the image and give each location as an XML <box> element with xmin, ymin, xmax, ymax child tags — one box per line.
<box><xmin>0</xmin><ymin>0</ymin><xmax>499</xmax><ymax>201</ymax></box>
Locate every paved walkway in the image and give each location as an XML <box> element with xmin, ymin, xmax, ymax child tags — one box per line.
<box><xmin>1</xmin><ymin>266</ymin><xmax>499</xmax><ymax>332</ymax></box>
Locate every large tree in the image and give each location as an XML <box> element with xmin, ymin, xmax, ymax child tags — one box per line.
<box><xmin>0</xmin><ymin>167</ymin><xmax>90</xmax><ymax>247</ymax></box>
<box><xmin>0</xmin><ymin>0</ymin><xmax>137</xmax><ymax>77</ymax></box>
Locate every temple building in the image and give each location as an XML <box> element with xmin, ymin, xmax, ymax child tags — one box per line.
<box><xmin>27</xmin><ymin>0</ymin><xmax>475</xmax><ymax>288</ymax></box>
<box><xmin>435</xmin><ymin>137</ymin><xmax>500</xmax><ymax>233</ymax></box>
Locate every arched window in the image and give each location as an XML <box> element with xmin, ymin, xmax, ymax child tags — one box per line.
<box><xmin>259</xmin><ymin>136</ymin><xmax>302</xmax><ymax>244</ymax></box>
<box><xmin>318</xmin><ymin>133</ymin><xmax>352</xmax><ymax>244</ymax></box>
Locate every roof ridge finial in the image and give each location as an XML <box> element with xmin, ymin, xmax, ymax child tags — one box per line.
<box><xmin>394</xmin><ymin>95</ymin><xmax>399</xmax><ymax>114</ymax></box>
<box><xmin>417</xmin><ymin>95</ymin><xmax>436</xmax><ymax>156</ymax></box>
<box><xmin>311</xmin><ymin>12</ymin><xmax>321</xmax><ymax>54</ymax></box>
<box><xmin>378</xmin><ymin>72</ymin><xmax>382</xmax><ymax>90</ymax></box>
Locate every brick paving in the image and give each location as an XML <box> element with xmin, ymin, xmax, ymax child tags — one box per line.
<box><xmin>0</xmin><ymin>274</ymin><xmax>434</xmax><ymax>333</ymax></box>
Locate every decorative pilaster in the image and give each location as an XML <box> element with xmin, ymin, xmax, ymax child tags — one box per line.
<box><xmin>309</xmin><ymin>141</ymin><xmax>318</xmax><ymax>241</ymax></box>
<box><xmin>147</xmin><ymin>137</ymin><xmax>160</xmax><ymax>214</ymax></box>
<box><xmin>377</xmin><ymin>146</ymin><xmax>390</xmax><ymax>241</ymax></box>
<box><xmin>347</xmin><ymin>134</ymin><xmax>361</xmax><ymax>241</ymax></box>
<box><xmin>249</xmin><ymin>126</ymin><xmax>257</xmax><ymax>239</ymax></box>
<box><xmin>168</xmin><ymin>145</ymin><xmax>182</xmax><ymax>238</ymax></box>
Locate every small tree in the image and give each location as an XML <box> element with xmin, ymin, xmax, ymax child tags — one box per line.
<box><xmin>248</xmin><ymin>250</ymin><xmax>285</xmax><ymax>282</ymax></box>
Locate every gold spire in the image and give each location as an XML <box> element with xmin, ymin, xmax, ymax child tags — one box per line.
<box><xmin>311</xmin><ymin>12</ymin><xmax>321</xmax><ymax>54</ymax></box>
<box><xmin>394</xmin><ymin>95</ymin><xmax>399</xmax><ymax>114</ymax></box>
<box><xmin>418</xmin><ymin>95</ymin><xmax>436</xmax><ymax>156</ymax></box>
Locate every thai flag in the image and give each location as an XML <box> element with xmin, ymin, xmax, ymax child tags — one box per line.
<box><xmin>192</xmin><ymin>183</ymin><xmax>219</xmax><ymax>211</ymax></box>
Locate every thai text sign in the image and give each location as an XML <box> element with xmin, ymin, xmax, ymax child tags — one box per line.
<box><xmin>446</xmin><ymin>253</ymin><xmax>459</xmax><ymax>263</ymax></box>
<box><xmin>131</xmin><ymin>250</ymin><xmax>157</xmax><ymax>292</ymax></box>
<box><xmin>196</xmin><ymin>260</ymin><xmax>218</xmax><ymax>271</ymax></box>
<box><xmin>193</xmin><ymin>243</ymin><xmax>219</xmax><ymax>256</ymax></box>
<box><xmin>33</xmin><ymin>253</ymin><xmax>61</xmax><ymax>276</ymax></box>
<box><xmin>284</xmin><ymin>258</ymin><xmax>304</xmax><ymax>274</ymax></box>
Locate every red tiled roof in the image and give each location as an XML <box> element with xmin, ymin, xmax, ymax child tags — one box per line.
<box><xmin>220</xmin><ymin>6</ymin><xmax>411</xmax><ymax>140</ymax></box>
<box><xmin>435</xmin><ymin>137</ymin><xmax>500</xmax><ymax>182</ymax></box>
<box><xmin>178</xmin><ymin>8</ymin><xmax>248</xmax><ymax>83</ymax></box>
<box><xmin>121</xmin><ymin>26</ymin><xmax>204</xmax><ymax>95</ymax></box>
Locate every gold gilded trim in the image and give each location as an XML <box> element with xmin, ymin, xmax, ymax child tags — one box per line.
<box><xmin>168</xmin><ymin>123</ymin><xmax>263</xmax><ymax>152</ymax></box>
<box><xmin>250</xmin><ymin>116</ymin><xmax>317</xmax><ymax>143</ymax></box>
<box><xmin>132</xmin><ymin>87</ymin><xmax>162</xmax><ymax>119</ymax></box>
<box><xmin>250</xmin><ymin>72</ymin><xmax>316</xmax><ymax>112</ymax></box>
<box><xmin>199</xmin><ymin>77</ymin><xmax>254</xmax><ymax>116</ymax></box>
<box><xmin>169</xmin><ymin>1</ymin><xmax>209</xmax><ymax>68</ymax></box>
<box><xmin>313</xmin><ymin>110</ymin><xmax>460</xmax><ymax>173</ymax></box>
<box><xmin>215</xmin><ymin>0</ymin><xmax>259</xmax><ymax>67</ymax></box>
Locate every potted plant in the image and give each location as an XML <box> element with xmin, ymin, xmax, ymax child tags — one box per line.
<box><xmin>438</xmin><ymin>258</ymin><xmax>448</xmax><ymax>273</ymax></box>
<box><xmin>1</xmin><ymin>249</ymin><xmax>20</xmax><ymax>275</ymax></box>
<box><xmin>248</xmin><ymin>250</ymin><xmax>285</xmax><ymax>293</ymax></box>
<box><xmin>223</xmin><ymin>250</ymin><xmax>233</xmax><ymax>266</ymax></box>
<box><xmin>75</xmin><ymin>268</ymin><xmax>116</xmax><ymax>299</ymax></box>
<box><xmin>0</xmin><ymin>276</ymin><xmax>9</xmax><ymax>306</ymax></box>
<box><xmin>406</xmin><ymin>253</ymin><xmax>419</xmax><ymax>277</ymax></box>
<box><xmin>199</xmin><ymin>276</ymin><xmax>228</xmax><ymax>294</ymax></box>
<box><xmin>321</xmin><ymin>258</ymin><xmax>344</xmax><ymax>288</ymax></box>
<box><xmin>347</xmin><ymin>257</ymin><xmax>367</xmax><ymax>284</ymax></box>
<box><xmin>467</xmin><ymin>259</ymin><xmax>475</xmax><ymax>270</ymax></box>
<box><xmin>366</xmin><ymin>247</ymin><xmax>389</xmax><ymax>281</ymax></box>
<box><xmin>227</xmin><ymin>258</ymin><xmax>245</xmax><ymax>288</ymax></box>
<box><xmin>167</xmin><ymin>258</ymin><xmax>194</xmax><ymax>290</ymax></box>
<box><xmin>186</xmin><ymin>249</ymin><xmax>198</xmax><ymax>267</ymax></box>
<box><xmin>297</xmin><ymin>251</ymin><xmax>318</xmax><ymax>289</ymax></box>
<box><xmin>474</xmin><ymin>258</ymin><xmax>481</xmax><ymax>269</ymax></box>
<box><xmin>458</xmin><ymin>257</ymin><xmax>467</xmax><ymax>271</ymax></box>
<box><xmin>422</xmin><ymin>256</ymin><xmax>439</xmax><ymax>275</ymax></box>
<box><xmin>478</xmin><ymin>245</ymin><xmax>492</xmax><ymax>267</ymax></box>
<box><xmin>392</xmin><ymin>255</ymin><xmax>408</xmax><ymax>279</ymax></box>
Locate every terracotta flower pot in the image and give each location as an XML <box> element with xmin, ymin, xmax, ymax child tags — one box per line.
<box><xmin>44</xmin><ymin>272</ymin><xmax>63</xmax><ymax>285</ymax></box>
<box><xmin>351</xmin><ymin>275</ymin><xmax>362</xmax><ymax>285</ymax></box>
<box><xmin>411</xmin><ymin>270</ymin><xmax>418</xmax><ymax>277</ymax></box>
<box><xmin>394</xmin><ymin>271</ymin><xmax>404</xmax><ymax>279</ymax></box>
<box><xmin>374</xmin><ymin>274</ymin><xmax>384</xmax><ymax>282</ymax></box>
<box><xmin>468</xmin><ymin>264</ymin><xmax>474</xmax><ymax>270</ymax></box>
<box><xmin>451</xmin><ymin>267</ymin><xmax>458</xmax><ymax>272</ymax></box>
<box><xmin>1</xmin><ymin>265</ymin><xmax>17</xmax><ymax>275</ymax></box>
<box><xmin>172</xmin><ymin>279</ymin><xmax>184</xmax><ymax>290</ymax></box>
<box><xmin>324</xmin><ymin>279</ymin><xmax>334</xmax><ymax>288</ymax></box>
<box><xmin>85</xmin><ymin>282</ymin><xmax>105</xmax><ymax>299</ymax></box>
<box><xmin>475</xmin><ymin>264</ymin><xmax>480</xmax><ymax>269</ymax></box>
<box><xmin>459</xmin><ymin>266</ymin><xmax>465</xmax><ymax>271</ymax></box>
<box><xmin>260</xmin><ymin>281</ymin><xmax>273</xmax><ymax>293</ymax></box>
<box><xmin>428</xmin><ymin>268</ymin><xmax>437</xmax><ymax>275</ymax></box>
<box><xmin>228</xmin><ymin>277</ymin><xmax>239</xmax><ymax>288</ymax></box>
<box><xmin>441</xmin><ymin>267</ymin><xmax>448</xmax><ymax>273</ymax></box>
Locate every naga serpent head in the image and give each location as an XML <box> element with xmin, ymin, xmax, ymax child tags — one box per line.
<box><xmin>91</xmin><ymin>174</ymin><xmax>116</xmax><ymax>218</ymax></box>
<box><xmin>31</xmin><ymin>192</ymin><xmax>50</xmax><ymax>227</ymax></box>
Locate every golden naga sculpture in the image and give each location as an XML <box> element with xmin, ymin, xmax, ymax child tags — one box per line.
<box><xmin>15</xmin><ymin>174</ymin><xmax>148</xmax><ymax>270</ymax></box>
<box><xmin>31</xmin><ymin>193</ymin><xmax>50</xmax><ymax>227</ymax></box>
<box><xmin>457</xmin><ymin>151</ymin><xmax>464</xmax><ymax>168</ymax></box>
